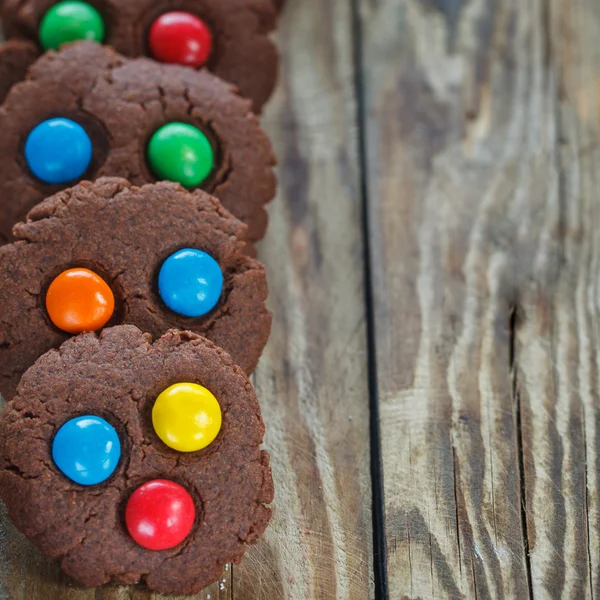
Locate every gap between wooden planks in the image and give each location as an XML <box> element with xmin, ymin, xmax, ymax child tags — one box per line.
<box><xmin>358</xmin><ymin>0</ymin><xmax>600</xmax><ymax>597</ymax></box>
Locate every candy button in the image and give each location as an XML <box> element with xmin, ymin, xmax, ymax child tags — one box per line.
<box><xmin>158</xmin><ymin>248</ymin><xmax>223</xmax><ymax>318</ymax></box>
<box><xmin>39</xmin><ymin>1</ymin><xmax>105</xmax><ymax>51</ymax></box>
<box><xmin>153</xmin><ymin>383</ymin><xmax>222</xmax><ymax>453</ymax></box>
<box><xmin>147</xmin><ymin>123</ymin><xmax>214</xmax><ymax>188</ymax></box>
<box><xmin>46</xmin><ymin>268</ymin><xmax>115</xmax><ymax>334</ymax></box>
<box><xmin>52</xmin><ymin>416</ymin><xmax>121</xmax><ymax>485</ymax></box>
<box><xmin>148</xmin><ymin>11</ymin><xmax>213</xmax><ymax>68</ymax></box>
<box><xmin>126</xmin><ymin>480</ymin><xmax>196</xmax><ymax>550</ymax></box>
<box><xmin>25</xmin><ymin>118</ymin><xmax>92</xmax><ymax>185</ymax></box>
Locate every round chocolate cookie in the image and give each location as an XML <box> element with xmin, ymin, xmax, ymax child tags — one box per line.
<box><xmin>0</xmin><ymin>177</ymin><xmax>272</xmax><ymax>402</ymax></box>
<box><xmin>0</xmin><ymin>42</ymin><xmax>276</xmax><ymax>247</ymax></box>
<box><xmin>0</xmin><ymin>325</ymin><xmax>274</xmax><ymax>595</ymax></box>
<box><xmin>1</xmin><ymin>0</ymin><xmax>279</xmax><ymax>112</ymax></box>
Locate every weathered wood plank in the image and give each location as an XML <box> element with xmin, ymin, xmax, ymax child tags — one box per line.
<box><xmin>513</xmin><ymin>0</ymin><xmax>600</xmax><ymax>597</ymax></box>
<box><xmin>234</xmin><ymin>0</ymin><xmax>375</xmax><ymax>598</ymax></box>
<box><xmin>356</xmin><ymin>0</ymin><xmax>579</xmax><ymax>596</ymax></box>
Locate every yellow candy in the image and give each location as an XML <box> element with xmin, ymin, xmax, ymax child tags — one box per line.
<box><xmin>152</xmin><ymin>383</ymin><xmax>222</xmax><ymax>452</ymax></box>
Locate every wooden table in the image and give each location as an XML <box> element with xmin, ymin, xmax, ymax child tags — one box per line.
<box><xmin>2</xmin><ymin>0</ymin><xmax>600</xmax><ymax>597</ymax></box>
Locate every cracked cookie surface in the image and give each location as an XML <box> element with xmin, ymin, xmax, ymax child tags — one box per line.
<box><xmin>0</xmin><ymin>325</ymin><xmax>274</xmax><ymax>595</ymax></box>
<box><xmin>0</xmin><ymin>42</ymin><xmax>276</xmax><ymax>247</ymax></box>
<box><xmin>0</xmin><ymin>177</ymin><xmax>272</xmax><ymax>401</ymax></box>
<box><xmin>2</xmin><ymin>0</ymin><xmax>279</xmax><ymax>112</ymax></box>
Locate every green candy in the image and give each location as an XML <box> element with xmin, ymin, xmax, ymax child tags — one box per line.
<box><xmin>39</xmin><ymin>1</ymin><xmax>105</xmax><ymax>51</ymax></box>
<box><xmin>147</xmin><ymin>123</ymin><xmax>214</xmax><ymax>188</ymax></box>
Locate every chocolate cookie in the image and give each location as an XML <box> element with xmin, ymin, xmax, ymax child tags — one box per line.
<box><xmin>2</xmin><ymin>0</ymin><xmax>279</xmax><ymax>112</ymax></box>
<box><xmin>0</xmin><ymin>40</ymin><xmax>38</xmax><ymax>104</ymax></box>
<box><xmin>0</xmin><ymin>177</ymin><xmax>272</xmax><ymax>402</ymax></box>
<box><xmin>0</xmin><ymin>42</ymin><xmax>276</xmax><ymax>247</ymax></box>
<box><xmin>0</xmin><ymin>325</ymin><xmax>274</xmax><ymax>595</ymax></box>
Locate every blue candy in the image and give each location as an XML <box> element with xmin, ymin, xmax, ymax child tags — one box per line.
<box><xmin>158</xmin><ymin>248</ymin><xmax>223</xmax><ymax>318</ymax></box>
<box><xmin>25</xmin><ymin>118</ymin><xmax>92</xmax><ymax>185</ymax></box>
<box><xmin>52</xmin><ymin>416</ymin><xmax>121</xmax><ymax>486</ymax></box>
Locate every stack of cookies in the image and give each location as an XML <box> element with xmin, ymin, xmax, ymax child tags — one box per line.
<box><xmin>0</xmin><ymin>1</ymin><xmax>284</xmax><ymax>595</ymax></box>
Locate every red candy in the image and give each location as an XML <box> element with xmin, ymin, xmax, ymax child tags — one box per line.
<box><xmin>125</xmin><ymin>480</ymin><xmax>196</xmax><ymax>551</ymax></box>
<box><xmin>148</xmin><ymin>11</ymin><xmax>213</xmax><ymax>68</ymax></box>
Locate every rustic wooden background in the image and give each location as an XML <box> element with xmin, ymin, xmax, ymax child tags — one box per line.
<box><xmin>2</xmin><ymin>0</ymin><xmax>600</xmax><ymax>597</ymax></box>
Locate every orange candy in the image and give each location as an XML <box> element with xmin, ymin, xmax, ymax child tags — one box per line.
<box><xmin>46</xmin><ymin>268</ymin><xmax>115</xmax><ymax>334</ymax></box>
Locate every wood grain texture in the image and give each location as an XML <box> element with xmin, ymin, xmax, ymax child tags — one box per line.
<box><xmin>362</xmin><ymin>0</ymin><xmax>580</xmax><ymax>598</ymax></box>
<box><xmin>516</xmin><ymin>0</ymin><xmax>600</xmax><ymax>597</ymax></box>
<box><xmin>234</xmin><ymin>0</ymin><xmax>375</xmax><ymax>598</ymax></box>
<box><xmin>356</xmin><ymin>0</ymin><xmax>599</xmax><ymax>596</ymax></box>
